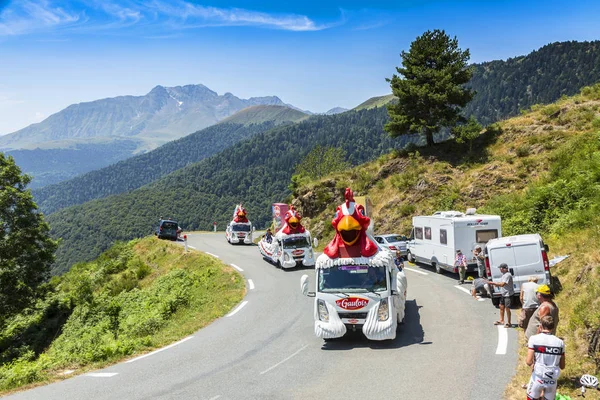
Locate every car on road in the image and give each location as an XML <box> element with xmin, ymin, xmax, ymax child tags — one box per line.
<box><xmin>156</xmin><ymin>219</ymin><xmax>179</xmax><ymax>241</ymax></box>
<box><xmin>374</xmin><ymin>234</ymin><xmax>408</xmax><ymax>255</ymax></box>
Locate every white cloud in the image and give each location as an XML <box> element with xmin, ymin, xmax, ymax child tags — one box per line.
<box><xmin>0</xmin><ymin>0</ymin><xmax>81</xmax><ymax>36</ymax></box>
<box><xmin>0</xmin><ymin>0</ymin><xmax>340</xmax><ymax>36</ymax></box>
<box><xmin>33</xmin><ymin>112</ymin><xmax>46</xmax><ymax>122</ymax></box>
<box><xmin>0</xmin><ymin>93</ymin><xmax>25</xmax><ymax>107</ymax></box>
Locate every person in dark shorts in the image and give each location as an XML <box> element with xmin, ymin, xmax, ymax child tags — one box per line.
<box><xmin>486</xmin><ymin>263</ymin><xmax>514</xmax><ymax>328</ymax></box>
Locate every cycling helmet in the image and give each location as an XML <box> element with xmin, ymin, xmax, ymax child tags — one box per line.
<box><xmin>580</xmin><ymin>374</ymin><xmax>599</xmax><ymax>388</ymax></box>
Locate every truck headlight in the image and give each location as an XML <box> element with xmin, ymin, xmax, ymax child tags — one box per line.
<box><xmin>318</xmin><ymin>299</ymin><xmax>329</xmax><ymax>322</ymax></box>
<box><xmin>284</xmin><ymin>253</ymin><xmax>290</xmax><ymax>261</ymax></box>
<box><xmin>377</xmin><ymin>298</ymin><xmax>389</xmax><ymax>321</ymax></box>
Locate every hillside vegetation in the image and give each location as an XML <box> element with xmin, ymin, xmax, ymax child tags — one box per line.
<box><xmin>293</xmin><ymin>84</ymin><xmax>600</xmax><ymax>398</ymax></box>
<box><xmin>46</xmin><ymin>107</ymin><xmax>419</xmax><ymax>274</ymax></box>
<box><xmin>0</xmin><ymin>236</ymin><xmax>244</xmax><ymax>393</ymax></box>
<box><xmin>33</xmin><ymin>121</ymin><xmax>282</xmax><ymax>215</ymax></box>
<box><xmin>219</xmin><ymin>105</ymin><xmax>308</xmax><ymax>125</ymax></box>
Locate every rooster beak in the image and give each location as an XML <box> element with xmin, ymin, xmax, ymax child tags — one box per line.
<box><xmin>289</xmin><ymin>216</ymin><xmax>299</xmax><ymax>228</ymax></box>
<box><xmin>338</xmin><ymin>215</ymin><xmax>361</xmax><ymax>246</ymax></box>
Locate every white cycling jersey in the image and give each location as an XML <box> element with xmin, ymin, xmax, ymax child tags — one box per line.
<box><xmin>526</xmin><ymin>332</ymin><xmax>565</xmax><ymax>400</ymax></box>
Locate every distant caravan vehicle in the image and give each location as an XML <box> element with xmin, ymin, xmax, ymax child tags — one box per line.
<box><xmin>156</xmin><ymin>219</ymin><xmax>179</xmax><ymax>241</ymax></box>
<box><xmin>258</xmin><ymin>205</ymin><xmax>315</xmax><ymax>269</ymax></box>
<box><xmin>226</xmin><ymin>204</ymin><xmax>254</xmax><ymax>245</ymax></box>
<box><xmin>406</xmin><ymin>209</ymin><xmax>502</xmax><ymax>274</ymax></box>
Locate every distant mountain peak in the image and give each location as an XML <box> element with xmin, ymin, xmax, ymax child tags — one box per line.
<box><xmin>324</xmin><ymin>107</ymin><xmax>349</xmax><ymax>115</ymax></box>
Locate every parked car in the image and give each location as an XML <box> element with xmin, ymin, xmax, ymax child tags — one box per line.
<box><xmin>374</xmin><ymin>234</ymin><xmax>408</xmax><ymax>255</ymax></box>
<box><xmin>156</xmin><ymin>219</ymin><xmax>179</xmax><ymax>241</ymax></box>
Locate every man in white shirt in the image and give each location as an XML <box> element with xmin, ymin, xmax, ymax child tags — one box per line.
<box><xmin>519</xmin><ymin>276</ymin><xmax>540</xmax><ymax>330</ymax></box>
<box><xmin>526</xmin><ymin>315</ymin><xmax>565</xmax><ymax>400</ymax></box>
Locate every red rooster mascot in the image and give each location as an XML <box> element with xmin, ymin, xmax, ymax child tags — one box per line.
<box><xmin>324</xmin><ymin>188</ymin><xmax>378</xmax><ymax>259</ymax></box>
<box><xmin>281</xmin><ymin>206</ymin><xmax>306</xmax><ymax>235</ymax></box>
<box><xmin>233</xmin><ymin>204</ymin><xmax>249</xmax><ymax>223</ymax></box>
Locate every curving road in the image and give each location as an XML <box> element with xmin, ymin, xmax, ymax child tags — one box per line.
<box><xmin>6</xmin><ymin>233</ymin><xmax>518</xmax><ymax>399</ymax></box>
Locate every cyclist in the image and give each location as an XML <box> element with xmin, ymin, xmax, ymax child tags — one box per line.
<box><xmin>526</xmin><ymin>315</ymin><xmax>565</xmax><ymax>400</ymax></box>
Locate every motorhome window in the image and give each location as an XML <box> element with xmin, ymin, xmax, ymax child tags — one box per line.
<box><xmin>424</xmin><ymin>227</ymin><xmax>432</xmax><ymax>240</ymax></box>
<box><xmin>283</xmin><ymin>236</ymin><xmax>310</xmax><ymax>249</ymax></box>
<box><xmin>231</xmin><ymin>224</ymin><xmax>251</xmax><ymax>232</ymax></box>
<box><xmin>440</xmin><ymin>229</ymin><xmax>447</xmax><ymax>245</ymax></box>
<box><xmin>476</xmin><ymin>229</ymin><xmax>498</xmax><ymax>243</ymax></box>
<box><xmin>318</xmin><ymin>265</ymin><xmax>387</xmax><ymax>293</ymax></box>
<box><xmin>415</xmin><ymin>227</ymin><xmax>423</xmax><ymax>239</ymax></box>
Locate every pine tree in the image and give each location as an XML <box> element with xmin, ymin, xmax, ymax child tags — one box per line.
<box><xmin>385</xmin><ymin>29</ymin><xmax>474</xmax><ymax>146</ymax></box>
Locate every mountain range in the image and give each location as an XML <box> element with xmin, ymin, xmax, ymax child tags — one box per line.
<box><xmin>1</xmin><ymin>85</ymin><xmax>309</xmax><ymax>188</ymax></box>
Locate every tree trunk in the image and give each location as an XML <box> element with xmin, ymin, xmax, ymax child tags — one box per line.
<box><xmin>425</xmin><ymin>129</ymin><xmax>435</xmax><ymax>147</ymax></box>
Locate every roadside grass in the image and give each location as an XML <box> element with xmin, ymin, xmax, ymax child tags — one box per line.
<box><xmin>0</xmin><ymin>237</ymin><xmax>245</xmax><ymax>394</ymax></box>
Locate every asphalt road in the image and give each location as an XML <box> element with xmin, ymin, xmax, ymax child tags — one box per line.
<box><xmin>5</xmin><ymin>233</ymin><xmax>519</xmax><ymax>399</ymax></box>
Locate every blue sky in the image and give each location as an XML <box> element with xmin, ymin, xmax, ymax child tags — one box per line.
<box><xmin>0</xmin><ymin>0</ymin><xmax>599</xmax><ymax>135</ymax></box>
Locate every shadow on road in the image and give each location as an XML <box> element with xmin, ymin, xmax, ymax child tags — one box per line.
<box><xmin>320</xmin><ymin>299</ymin><xmax>429</xmax><ymax>350</ymax></box>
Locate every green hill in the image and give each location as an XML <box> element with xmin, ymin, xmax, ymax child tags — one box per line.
<box><xmin>0</xmin><ymin>236</ymin><xmax>244</xmax><ymax>392</ymax></box>
<box><xmin>46</xmin><ymin>107</ymin><xmax>420</xmax><ymax>274</ymax></box>
<box><xmin>353</xmin><ymin>94</ymin><xmax>396</xmax><ymax>111</ymax></box>
<box><xmin>292</xmin><ymin>84</ymin><xmax>600</xmax><ymax>399</ymax></box>
<box><xmin>219</xmin><ymin>105</ymin><xmax>308</xmax><ymax>125</ymax></box>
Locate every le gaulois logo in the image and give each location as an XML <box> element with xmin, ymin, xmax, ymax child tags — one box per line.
<box><xmin>336</xmin><ymin>297</ymin><xmax>369</xmax><ymax>310</ymax></box>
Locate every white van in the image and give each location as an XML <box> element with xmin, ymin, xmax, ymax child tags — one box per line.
<box><xmin>406</xmin><ymin>210</ymin><xmax>502</xmax><ymax>274</ymax></box>
<box><xmin>484</xmin><ymin>234</ymin><xmax>552</xmax><ymax>306</ymax></box>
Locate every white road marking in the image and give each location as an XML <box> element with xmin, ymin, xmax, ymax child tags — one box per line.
<box><xmin>226</xmin><ymin>301</ymin><xmax>248</xmax><ymax>317</ymax></box>
<box><xmin>259</xmin><ymin>344</ymin><xmax>309</xmax><ymax>375</ymax></box>
<box><xmin>478</xmin><ymin>297</ymin><xmax>486</xmax><ymax>302</ymax></box>
<box><xmin>496</xmin><ymin>325</ymin><xmax>508</xmax><ymax>355</ymax></box>
<box><xmin>205</xmin><ymin>252</ymin><xmax>220</xmax><ymax>258</ymax></box>
<box><xmin>454</xmin><ymin>285</ymin><xmax>472</xmax><ymax>295</ymax></box>
<box><xmin>208</xmin><ymin>396</ymin><xmax>221</xmax><ymax>400</ymax></box>
<box><xmin>188</xmin><ymin>245</ymin><xmax>196</xmax><ymax>249</ymax></box>
<box><xmin>125</xmin><ymin>336</ymin><xmax>194</xmax><ymax>363</ymax></box>
<box><xmin>86</xmin><ymin>372</ymin><xmax>118</xmax><ymax>378</ymax></box>
<box><xmin>403</xmin><ymin>267</ymin><xmax>429</xmax><ymax>275</ymax></box>
<box><xmin>231</xmin><ymin>263</ymin><xmax>244</xmax><ymax>272</ymax></box>
<box><xmin>248</xmin><ymin>279</ymin><xmax>255</xmax><ymax>290</ymax></box>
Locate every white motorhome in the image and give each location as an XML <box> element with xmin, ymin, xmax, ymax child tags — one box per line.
<box><xmin>300</xmin><ymin>250</ymin><xmax>408</xmax><ymax>341</ymax></box>
<box><xmin>259</xmin><ymin>231</ymin><xmax>315</xmax><ymax>269</ymax></box>
<box><xmin>484</xmin><ymin>234</ymin><xmax>552</xmax><ymax>306</ymax></box>
<box><xmin>406</xmin><ymin>210</ymin><xmax>502</xmax><ymax>274</ymax></box>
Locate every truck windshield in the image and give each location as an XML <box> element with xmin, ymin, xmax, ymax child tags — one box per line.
<box><xmin>231</xmin><ymin>224</ymin><xmax>251</xmax><ymax>232</ymax></box>
<box><xmin>318</xmin><ymin>265</ymin><xmax>387</xmax><ymax>293</ymax></box>
<box><xmin>283</xmin><ymin>236</ymin><xmax>310</xmax><ymax>249</ymax></box>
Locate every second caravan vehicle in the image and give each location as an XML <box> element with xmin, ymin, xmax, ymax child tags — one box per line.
<box><xmin>406</xmin><ymin>210</ymin><xmax>502</xmax><ymax>274</ymax></box>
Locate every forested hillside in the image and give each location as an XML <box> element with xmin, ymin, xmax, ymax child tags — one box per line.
<box><xmin>465</xmin><ymin>40</ymin><xmax>600</xmax><ymax>124</ymax></box>
<box><xmin>33</xmin><ymin>121</ymin><xmax>281</xmax><ymax>215</ymax></box>
<box><xmin>7</xmin><ymin>139</ymin><xmax>140</xmax><ymax>189</ymax></box>
<box><xmin>46</xmin><ymin>107</ymin><xmax>417</xmax><ymax>274</ymax></box>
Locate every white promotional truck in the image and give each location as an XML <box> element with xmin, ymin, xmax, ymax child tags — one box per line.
<box><xmin>406</xmin><ymin>209</ymin><xmax>502</xmax><ymax>274</ymax></box>
<box><xmin>300</xmin><ymin>188</ymin><xmax>407</xmax><ymax>341</ymax></box>
<box><xmin>225</xmin><ymin>204</ymin><xmax>254</xmax><ymax>245</ymax></box>
<box><xmin>259</xmin><ymin>231</ymin><xmax>315</xmax><ymax>269</ymax></box>
<box><xmin>258</xmin><ymin>205</ymin><xmax>315</xmax><ymax>269</ymax></box>
<box><xmin>301</xmin><ymin>248</ymin><xmax>407</xmax><ymax>341</ymax></box>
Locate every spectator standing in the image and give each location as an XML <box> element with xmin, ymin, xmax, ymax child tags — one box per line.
<box><xmin>394</xmin><ymin>250</ymin><xmax>404</xmax><ymax>270</ymax></box>
<box><xmin>265</xmin><ymin>228</ymin><xmax>273</xmax><ymax>244</ymax></box>
<box><xmin>473</xmin><ymin>245</ymin><xmax>485</xmax><ymax>278</ymax></box>
<box><xmin>455</xmin><ymin>249</ymin><xmax>468</xmax><ymax>284</ymax></box>
<box><xmin>487</xmin><ymin>263</ymin><xmax>514</xmax><ymax>327</ymax></box>
<box><xmin>525</xmin><ymin>315</ymin><xmax>565</xmax><ymax>400</ymax></box>
<box><xmin>525</xmin><ymin>284</ymin><xmax>560</xmax><ymax>340</ymax></box>
<box><xmin>519</xmin><ymin>276</ymin><xmax>540</xmax><ymax>330</ymax></box>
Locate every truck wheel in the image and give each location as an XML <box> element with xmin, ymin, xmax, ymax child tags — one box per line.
<box><xmin>407</xmin><ymin>251</ymin><xmax>414</xmax><ymax>263</ymax></box>
<box><xmin>276</xmin><ymin>260</ymin><xmax>281</xmax><ymax>269</ymax></box>
<box><xmin>433</xmin><ymin>262</ymin><xmax>442</xmax><ymax>274</ymax></box>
